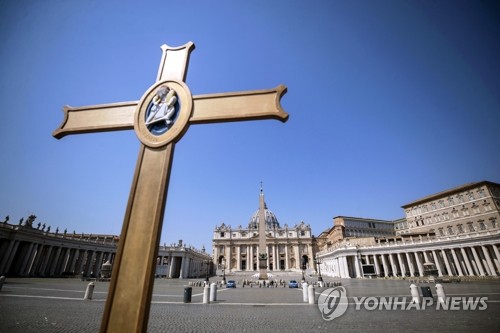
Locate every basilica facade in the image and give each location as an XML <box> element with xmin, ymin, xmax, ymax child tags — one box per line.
<box><xmin>212</xmin><ymin>189</ymin><xmax>315</xmax><ymax>273</ymax></box>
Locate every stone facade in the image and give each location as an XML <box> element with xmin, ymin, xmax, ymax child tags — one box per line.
<box><xmin>0</xmin><ymin>215</ymin><xmax>117</xmax><ymax>278</ymax></box>
<box><xmin>0</xmin><ymin>215</ymin><xmax>212</xmax><ymax>279</ymax></box>
<box><xmin>317</xmin><ymin>181</ymin><xmax>500</xmax><ymax>279</ymax></box>
<box><xmin>401</xmin><ymin>181</ymin><xmax>499</xmax><ymax>237</ymax></box>
<box><xmin>212</xmin><ymin>190</ymin><xmax>315</xmax><ymax>273</ymax></box>
<box><xmin>155</xmin><ymin>241</ymin><xmax>213</xmax><ymax>279</ymax></box>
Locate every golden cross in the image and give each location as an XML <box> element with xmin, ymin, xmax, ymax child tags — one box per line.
<box><xmin>53</xmin><ymin>42</ymin><xmax>288</xmax><ymax>332</ymax></box>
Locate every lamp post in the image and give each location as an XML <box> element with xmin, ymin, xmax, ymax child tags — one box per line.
<box><xmin>315</xmin><ymin>256</ymin><xmax>323</xmax><ymax>282</ymax></box>
<box><xmin>205</xmin><ymin>260</ymin><xmax>210</xmax><ymax>283</ymax></box>
<box><xmin>222</xmin><ymin>258</ymin><xmax>226</xmax><ymax>284</ymax></box>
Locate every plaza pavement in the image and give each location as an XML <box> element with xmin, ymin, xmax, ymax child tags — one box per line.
<box><xmin>1</xmin><ymin>274</ymin><xmax>499</xmax><ymax>332</ymax></box>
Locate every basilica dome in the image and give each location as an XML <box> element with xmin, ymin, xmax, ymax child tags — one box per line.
<box><xmin>248</xmin><ymin>204</ymin><xmax>280</xmax><ymax>230</ymax></box>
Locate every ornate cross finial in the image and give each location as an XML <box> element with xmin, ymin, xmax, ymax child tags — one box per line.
<box><xmin>260</xmin><ymin>181</ymin><xmax>263</xmax><ymax>193</ymax></box>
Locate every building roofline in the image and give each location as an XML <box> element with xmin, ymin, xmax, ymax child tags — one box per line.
<box><xmin>333</xmin><ymin>216</ymin><xmax>397</xmax><ymax>224</ymax></box>
<box><xmin>401</xmin><ymin>180</ymin><xmax>499</xmax><ymax>209</ymax></box>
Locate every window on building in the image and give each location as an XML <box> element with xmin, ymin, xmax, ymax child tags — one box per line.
<box><xmin>431</xmin><ymin>203</ymin><xmax>437</xmax><ymax>210</ymax></box>
<box><xmin>491</xmin><ymin>219</ymin><xmax>497</xmax><ymax>229</ymax></box>
<box><xmin>220</xmin><ymin>232</ymin><xmax>225</xmax><ymax>238</ymax></box>
<box><xmin>472</xmin><ymin>204</ymin><xmax>480</xmax><ymax>214</ymax></box>
<box><xmin>478</xmin><ymin>189</ymin><xmax>485</xmax><ymax>198</ymax></box>
<box><xmin>457</xmin><ymin>195</ymin><xmax>464</xmax><ymax>203</ymax></box>
<box><xmin>443</xmin><ymin>212</ymin><xmax>449</xmax><ymax>220</ymax></box>
<box><xmin>452</xmin><ymin>209</ymin><xmax>459</xmax><ymax>219</ymax></box>
<box><xmin>439</xmin><ymin>200</ymin><xmax>445</xmax><ymax>208</ymax></box>
<box><xmin>448</xmin><ymin>198</ymin><xmax>455</xmax><ymax>206</ymax></box>
<box><xmin>447</xmin><ymin>226</ymin><xmax>454</xmax><ymax>235</ymax></box>
<box><xmin>483</xmin><ymin>202</ymin><xmax>492</xmax><ymax>212</ymax></box>
<box><xmin>462</xmin><ymin>208</ymin><xmax>470</xmax><ymax>216</ymax></box>
<box><xmin>300</xmin><ymin>230</ymin><xmax>305</xmax><ymax>236</ymax></box>
<box><xmin>467</xmin><ymin>223</ymin><xmax>475</xmax><ymax>232</ymax></box>
<box><xmin>468</xmin><ymin>192</ymin><xmax>475</xmax><ymax>201</ymax></box>
<box><xmin>457</xmin><ymin>224</ymin><xmax>464</xmax><ymax>233</ymax></box>
<box><xmin>438</xmin><ymin>228</ymin><xmax>444</xmax><ymax>236</ymax></box>
<box><xmin>479</xmin><ymin>221</ymin><xmax>486</xmax><ymax>230</ymax></box>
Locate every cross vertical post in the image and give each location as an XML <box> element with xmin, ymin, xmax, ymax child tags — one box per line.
<box><xmin>53</xmin><ymin>42</ymin><xmax>288</xmax><ymax>332</ymax></box>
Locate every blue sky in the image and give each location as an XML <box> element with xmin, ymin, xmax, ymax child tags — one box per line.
<box><xmin>1</xmin><ymin>0</ymin><xmax>499</xmax><ymax>252</ymax></box>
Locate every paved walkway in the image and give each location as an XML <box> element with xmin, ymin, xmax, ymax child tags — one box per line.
<box><xmin>1</xmin><ymin>276</ymin><xmax>499</xmax><ymax>332</ymax></box>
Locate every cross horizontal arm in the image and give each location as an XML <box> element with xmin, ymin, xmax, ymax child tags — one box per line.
<box><xmin>190</xmin><ymin>84</ymin><xmax>288</xmax><ymax>124</ymax></box>
<box><xmin>52</xmin><ymin>85</ymin><xmax>288</xmax><ymax>139</ymax></box>
<box><xmin>52</xmin><ymin>101</ymin><xmax>137</xmax><ymax>139</ymax></box>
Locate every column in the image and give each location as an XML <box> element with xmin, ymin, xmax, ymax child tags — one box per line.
<box><xmin>423</xmin><ymin>251</ymin><xmax>430</xmax><ymax>263</ymax></box>
<box><xmin>295</xmin><ymin>244</ymin><xmax>300</xmax><ymax>270</ymax></box>
<box><xmin>179</xmin><ymin>254</ymin><xmax>186</xmax><ymax>279</ymax></box>
<box><xmin>431</xmin><ymin>250</ymin><xmax>443</xmax><ymax>277</ymax></box>
<box><xmin>59</xmin><ymin>248</ymin><xmax>71</xmax><ymax>274</ymax></box>
<box><xmin>441</xmin><ymin>249</ymin><xmax>453</xmax><ymax>276</ymax></box>
<box><xmin>30</xmin><ymin>244</ymin><xmax>45</xmax><ymax>275</ymax></box>
<box><xmin>481</xmin><ymin>246</ymin><xmax>497</xmax><ymax>276</ymax></box>
<box><xmin>405</xmin><ymin>252</ymin><xmax>415</xmax><ymax>277</ymax></box>
<box><xmin>94</xmin><ymin>252</ymin><xmax>104</xmax><ymax>277</ymax></box>
<box><xmin>168</xmin><ymin>256</ymin><xmax>174</xmax><ymax>278</ymax></box>
<box><xmin>450</xmin><ymin>248</ymin><xmax>464</xmax><ymax>276</ymax></box>
<box><xmin>249</xmin><ymin>245</ymin><xmax>253</xmax><ymax>271</ymax></box>
<box><xmin>397</xmin><ymin>253</ymin><xmax>406</xmax><ymax>276</ymax></box>
<box><xmin>85</xmin><ymin>251</ymin><xmax>97</xmax><ymax>276</ymax></box>
<box><xmin>49</xmin><ymin>247</ymin><xmax>63</xmax><ymax>276</ymax></box>
<box><xmin>492</xmin><ymin>245</ymin><xmax>500</xmax><ymax>273</ymax></box>
<box><xmin>373</xmin><ymin>255</ymin><xmax>381</xmax><ymax>276</ymax></box>
<box><xmin>336</xmin><ymin>258</ymin><xmax>343</xmax><ymax>278</ymax></box>
<box><xmin>388</xmin><ymin>254</ymin><xmax>397</xmax><ymax>276</ymax></box>
<box><xmin>460</xmin><ymin>248</ymin><xmax>474</xmax><ymax>276</ymax></box>
<box><xmin>414</xmin><ymin>252</ymin><xmax>424</xmax><ymax>276</ymax></box>
<box><xmin>39</xmin><ymin>246</ymin><xmax>54</xmax><ymax>276</ymax></box>
<box><xmin>354</xmin><ymin>255</ymin><xmax>362</xmax><ymax>278</ymax></box>
<box><xmin>285</xmin><ymin>244</ymin><xmax>289</xmax><ymax>270</ymax></box>
<box><xmin>236</xmin><ymin>245</ymin><xmax>241</xmax><ymax>271</ymax></box>
<box><xmin>0</xmin><ymin>240</ymin><xmax>18</xmax><ymax>274</ymax></box>
<box><xmin>274</xmin><ymin>244</ymin><xmax>278</xmax><ymax>271</ymax></box>
<box><xmin>381</xmin><ymin>254</ymin><xmax>389</xmax><ymax>277</ymax></box>
<box><xmin>470</xmin><ymin>247</ymin><xmax>485</xmax><ymax>276</ymax></box>
<box><xmin>68</xmin><ymin>249</ymin><xmax>78</xmax><ymax>274</ymax></box>
<box><xmin>19</xmin><ymin>243</ymin><xmax>35</xmax><ymax>276</ymax></box>
<box><xmin>340</xmin><ymin>256</ymin><xmax>350</xmax><ymax>278</ymax></box>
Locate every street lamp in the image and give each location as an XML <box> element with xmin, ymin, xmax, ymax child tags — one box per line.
<box><xmin>205</xmin><ymin>260</ymin><xmax>210</xmax><ymax>283</ymax></box>
<box><xmin>222</xmin><ymin>258</ymin><xmax>226</xmax><ymax>284</ymax></box>
<box><xmin>300</xmin><ymin>256</ymin><xmax>307</xmax><ymax>283</ymax></box>
<box><xmin>315</xmin><ymin>256</ymin><xmax>323</xmax><ymax>282</ymax></box>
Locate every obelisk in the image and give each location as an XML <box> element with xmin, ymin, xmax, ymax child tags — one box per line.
<box><xmin>258</xmin><ymin>183</ymin><xmax>268</xmax><ymax>280</ymax></box>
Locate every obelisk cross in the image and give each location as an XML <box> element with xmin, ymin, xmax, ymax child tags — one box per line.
<box><xmin>53</xmin><ymin>42</ymin><xmax>288</xmax><ymax>333</ymax></box>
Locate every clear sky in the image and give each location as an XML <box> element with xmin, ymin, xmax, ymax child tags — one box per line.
<box><xmin>1</xmin><ymin>0</ymin><xmax>499</xmax><ymax>252</ymax></box>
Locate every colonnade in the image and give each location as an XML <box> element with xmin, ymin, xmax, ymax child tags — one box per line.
<box><xmin>216</xmin><ymin>243</ymin><xmax>313</xmax><ymax>272</ymax></box>
<box><xmin>156</xmin><ymin>248</ymin><xmax>212</xmax><ymax>279</ymax></box>
<box><xmin>0</xmin><ymin>238</ymin><xmax>115</xmax><ymax>278</ymax></box>
<box><xmin>320</xmin><ymin>243</ymin><xmax>500</xmax><ymax>279</ymax></box>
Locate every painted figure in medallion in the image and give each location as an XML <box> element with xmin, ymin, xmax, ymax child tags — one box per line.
<box><xmin>145</xmin><ymin>86</ymin><xmax>177</xmax><ymax>128</ymax></box>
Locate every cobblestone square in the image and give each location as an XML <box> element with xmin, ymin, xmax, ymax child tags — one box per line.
<box><xmin>1</xmin><ymin>276</ymin><xmax>499</xmax><ymax>332</ymax></box>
